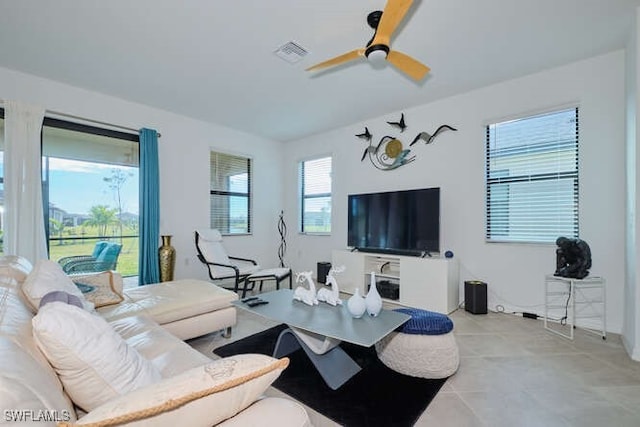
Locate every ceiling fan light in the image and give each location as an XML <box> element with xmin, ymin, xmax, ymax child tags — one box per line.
<box><xmin>367</xmin><ymin>49</ymin><xmax>388</xmax><ymax>68</ymax></box>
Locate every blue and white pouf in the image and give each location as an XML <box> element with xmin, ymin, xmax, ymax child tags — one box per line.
<box><xmin>375</xmin><ymin>308</ymin><xmax>459</xmax><ymax>379</ymax></box>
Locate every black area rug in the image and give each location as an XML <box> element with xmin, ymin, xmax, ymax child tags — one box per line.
<box><xmin>214</xmin><ymin>324</ymin><xmax>446</xmax><ymax>427</ymax></box>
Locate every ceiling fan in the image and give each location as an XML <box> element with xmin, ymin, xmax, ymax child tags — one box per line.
<box><xmin>306</xmin><ymin>0</ymin><xmax>430</xmax><ymax>81</ymax></box>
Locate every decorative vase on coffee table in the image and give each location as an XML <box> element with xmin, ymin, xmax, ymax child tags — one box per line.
<box><xmin>365</xmin><ymin>271</ymin><xmax>383</xmax><ymax>317</ymax></box>
<box><xmin>347</xmin><ymin>288</ymin><xmax>367</xmax><ymax>318</ymax></box>
<box><xmin>158</xmin><ymin>235</ymin><xmax>176</xmax><ymax>282</ymax></box>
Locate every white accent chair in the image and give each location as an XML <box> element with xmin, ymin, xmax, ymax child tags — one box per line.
<box><xmin>195</xmin><ymin>229</ymin><xmax>292</xmax><ymax>297</ymax></box>
<box><xmin>195</xmin><ymin>229</ymin><xmax>261</xmax><ymax>294</ymax></box>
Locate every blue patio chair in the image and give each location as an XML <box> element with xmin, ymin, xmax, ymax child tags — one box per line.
<box><xmin>58</xmin><ymin>241</ymin><xmax>122</xmax><ymax>274</ymax></box>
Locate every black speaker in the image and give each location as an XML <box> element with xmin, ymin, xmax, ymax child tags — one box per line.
<box><xmin>464</xmin><ymin>281</ymin><xmax>487</xmax><ymax>314</ymax></box>
<box><xmin>317</xmin><ymin>262</ymin><xmax>331</xmax><ymax>284</ymax></box>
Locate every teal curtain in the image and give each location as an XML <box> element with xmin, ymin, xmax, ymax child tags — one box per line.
<box><xmin>138</xmin><ymin>128</ymin><xmax>160</xmax><ymax>285</ymax></box>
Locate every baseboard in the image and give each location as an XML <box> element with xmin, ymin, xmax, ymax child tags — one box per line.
<box><xmin>622</xmin><ymin>335</ymin><xmax>640</xmax><ymax>361</ymax></box>
<box><xmin>483</xmin><ymin>303</ymin><xmax>609</xmax><ymax>333</ymax></box>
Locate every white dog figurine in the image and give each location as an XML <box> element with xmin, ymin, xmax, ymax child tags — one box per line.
<box><xmin>293</xmin><ymin>271</ymin><xmax>318</xmax><ymax>306</ymax></box>
<box><xmin>317</xmin><ymin>265</ymin><xmax>345</xmax><ymax>306</ymax></box>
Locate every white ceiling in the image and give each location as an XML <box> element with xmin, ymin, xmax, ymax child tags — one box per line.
<box><xmin>0</xmin><ymin>0</ymin><xmax>639</xmax><ymax>142</ymax></box>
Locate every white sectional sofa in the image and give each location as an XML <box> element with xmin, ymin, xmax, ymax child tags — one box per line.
<box><xmin>0</xmin><ymin>256</ymin><xmax>310</xmax><ymax>426</ymax></box>
<box><xmin>97</xmin><ymin>277</ymin><xmax>238</xmax><ymax>340</ymax></box>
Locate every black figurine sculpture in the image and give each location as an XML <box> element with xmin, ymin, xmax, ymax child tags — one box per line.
<box><xmin>554</xmin><ymin>237</ymin><xmax>592</xmax><ymax>279</ymax></box>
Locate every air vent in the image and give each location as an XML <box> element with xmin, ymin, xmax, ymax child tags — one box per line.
<box><xmin>274</xmin><ymin>41</ymin><xmax>309</xmax><ymax>64</ymax></box>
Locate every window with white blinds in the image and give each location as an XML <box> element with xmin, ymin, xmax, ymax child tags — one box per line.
<box><xmin>210</xmin><ymin>151</ymin><xmax>251</xmax><ymax>235</ymax></box>
<box><xmin>486</xmin><ymin>107</ymin><xmax>579</xmax><ymax>243</ymax></box>
<box><xmin>300</xmin><ymin>156</ymin><xmax>332</xmax><ymax>233</ymax></box>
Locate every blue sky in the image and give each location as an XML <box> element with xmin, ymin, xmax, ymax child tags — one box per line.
<box><xmin>48</xmin><ymin>158</ymin><xmax>138</xmax><ymax>215</ymax></box>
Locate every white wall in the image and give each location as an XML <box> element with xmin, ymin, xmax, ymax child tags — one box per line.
<box><xmin>0</xmin><ymin>66</ymin><xmax>284</xmax><ymax>281</ymax></box>
<box><xmin>0</xmin><ymin>51</ymin><xmax>628</xmax><ymax>333</ymax></box>
<box><xmin>283</xmin><ymin>51</ymin><xmax>627</xmax><ymax>333</ymax></box>
<box><xmin>624</xmin><ymin>8</ymin><xmax>640</xmax><ymax>360</ymax></box>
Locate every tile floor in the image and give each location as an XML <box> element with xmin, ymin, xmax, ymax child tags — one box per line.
<box><xmin>188</xmin><ymin>297</ymin><xmax>640</xmax><ymax>427</ymax></box>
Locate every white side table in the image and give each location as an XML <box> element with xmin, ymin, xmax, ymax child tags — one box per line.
<box><xmin>544</xmin><ymin>274</ymin><xmax>606</xmax><ymax>340</ymax></box>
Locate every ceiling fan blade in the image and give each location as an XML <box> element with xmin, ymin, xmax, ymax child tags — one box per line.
<box><xmin>306</xmin><ymin>48</ymin><xmax>365</xmax><ymax>72</ymax></box>
<box><xmin>371</xmin><ymin>0</ymin><xmax>414</xmax><ymax>46</ymax></box>
<box><xmin>386</xmin><ymin>50</ymin><xmax>430</xmax><ymax>81</ymax></box>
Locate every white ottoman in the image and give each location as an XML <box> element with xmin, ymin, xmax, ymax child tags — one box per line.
<box><xmin>375</xmin><ymin>308</ymin><xmax>459</xmax><ymax>379</ymax></box>
<box><xmin>241</xmin><ymin>267</ymin><xmax>292</xmax><ymax>298</ymax></box>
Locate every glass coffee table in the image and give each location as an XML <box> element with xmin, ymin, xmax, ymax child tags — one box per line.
<box><xmin>233</xmin><ymin>289</ymin><xmax>410</xmax><ymax>390</ymax></box>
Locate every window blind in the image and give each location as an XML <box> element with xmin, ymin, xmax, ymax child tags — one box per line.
<box><xmin>210</xmin><ymin>151</ymin><xmax>251</xmax><ymax>235</ymax></box>
<box><xmin>486</xmin><ymin>107</ymin><xmax>579</xmax><ymax>243</ymax></box>
<box><xmin>42</xmin><ymin>125</ymin><xmax>139</xmax><ymax>168</ymax></box>
<box><xmin>300</xmin><ymin>156</ymin><xmax>332</xmax><ymax>233</ymax></box>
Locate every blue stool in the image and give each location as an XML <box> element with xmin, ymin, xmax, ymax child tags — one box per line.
<box><xmin>375</xmin><ymin>308</ymin><xmax>459</xmax><ymax>378</ymax></box>
<box><xmin>393</xmin><ymin>307</ymin><xmax>454</xmax><ymax>335</ymax></box>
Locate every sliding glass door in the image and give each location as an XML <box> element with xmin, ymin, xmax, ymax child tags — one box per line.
<box><xmin>42</xmin><ymin>120</ymin><xmax>140</xmax><ymax>276</ymax></box>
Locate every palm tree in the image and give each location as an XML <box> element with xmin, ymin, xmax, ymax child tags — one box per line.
<box><xmin>84</xmin><ymin>205</ymin><xmax>117</xmax><ymax>237</ymax></box>
<box><xmin>49</xmin><ymin>218</ymin><xmax>65</xmax><ymax>245</ymax></box>
<box><xmin>104</xmin><ymin>169</ymin><xmax>133</xmax><ymax>244</ymax></box>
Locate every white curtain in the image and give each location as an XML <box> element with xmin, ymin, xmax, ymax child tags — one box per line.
<box><xmin>4</xmin><ymin>100</ymin><xmax>47</xmax><ymax>262</ymax></box>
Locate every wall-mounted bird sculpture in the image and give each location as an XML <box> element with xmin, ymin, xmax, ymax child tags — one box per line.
<box><xmin>409</xmin><ymin>125</ymin><xmax>457</xmax><ymax>146</ymax></box>
<box><xmin>387</xmin><ymin>113</ymin><xmax>407</xmax><ymax>132</ymax></box>
<box><xmin>360</xmin><ymin>135</ymin><xmax>415</xmax><ymax>170</ymax></box>
<box><xmin>355</xmin><ymin>127</ymin><xmax>372</xmax><ymax>141</ymax></box>
<box><xmin>356</xmin><ymin>113</ymin><xmax>456</xmax><ymax>171</ymax></box>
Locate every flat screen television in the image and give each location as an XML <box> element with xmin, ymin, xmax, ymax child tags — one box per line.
<box><xmin>347</xmin><ymin>187</ymin><xmax>440</xmax><ymax>256</ymax></box>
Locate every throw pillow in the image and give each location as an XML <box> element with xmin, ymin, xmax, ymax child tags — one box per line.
<box><xmin>39</xmin><ymin>291</ymin><xmax>84</xmax><ymax>309</ymax></box>
<box><xmin>21</xmin><ymin>260</ymin><xmax>94</xmax><ymax>312</ymax></box>
<box><xmin>72</xmin><ymin>271</ymin><xmax>124</xmax><ymax>308</ymax></box>
<box><xmin>32</xmin><ymin>302</ymin><xmax>161</xmax><ymax>412</ymax></box>
<box><xmin>63</xmin><ymin>355</ymin><xmax>289</xmax><ymax>427</ymax></box>
<box><xmin>74</xmin><ymin>283</ymin><xmax>95</xmax><ymax>293</ymax></box>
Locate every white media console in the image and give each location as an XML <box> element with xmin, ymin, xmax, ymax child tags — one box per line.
<box><xmin>332</xmin><ymin>249</ymin><xmax>460</xmax><ymax>314</ymax></box>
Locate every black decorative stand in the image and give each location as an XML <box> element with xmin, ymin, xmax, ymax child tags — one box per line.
<box><xmin>278</xmin><ymin>210</ymin><xmax>287</xmax><ymax>267</ymax></box>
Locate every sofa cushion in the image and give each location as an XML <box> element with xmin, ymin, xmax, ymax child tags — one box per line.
<box><xmin>32</xmin><ymin>302</ymin><xmax>161</xmax><ymax>412</ymax></box>
<box><xmin>98</xmin><ymin>279</ymin><xmax>238</xmax><ymax>325</ymax></box>
<box><xmin>96</xmin><ymin>243</ymin><xmax>121</xmax><ymax>263</ymax></box>
<box><xmin>0</xmin><ymin>255</ymin><xmax>33</xmax><ymax>286</ymax></box>
<box><xmin>21</xmin><ymin>260</ymin><xmax>94</xmax><ymax>312</ymax></box>
<box><xmin>109</xmin><ymin>314</ymin><xmax>211</xmax><ymax>378</ymax></box>
<box><xmin>0</xmin><ymin>337</ymin><xmax>77</xmax><ymax>423</ymax></box>
<box><xmin>91</xmin><ymin>241</ymin><xmax>109</xmax><ymax>259</ymax></box>
<box><xmin>72</xmin><ymin>271</ymin><xmax>124</xmax><ymax>308</ymax></box>
<box><xmin>0</xmin><ymin>283</ymin><xmax>41</xmax><ymax>339</ymax></box>
<box><xmin>67</xmin><ymin>355</ymin><xmax>289</xmax><ymax>427</ymax></box>
<box><xmin>217</xmin><ymin>397</ymin><xmax>312</xmax><ymax>427</ymax></box>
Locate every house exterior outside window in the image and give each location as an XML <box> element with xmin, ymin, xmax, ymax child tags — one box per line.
<box><xmin>210</xmin><ymin>151</ymin><xmax>252</xmax><ymax>235</ymax></box>
<box><xmin>41</xmin><ymin>119</ymin><xmax>140</xmax><ymax>276</ymax></box>
<box><xmin>485</xmin><ymin>107</ymin><xmax>579</xmax><ymax>243</ymax></box>
<box><xmin>299</xmin><ymin>156</ymin><xmax>332</xmax><ymax>234</ymax></box>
